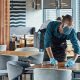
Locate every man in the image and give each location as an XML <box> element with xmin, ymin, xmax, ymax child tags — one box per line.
<box><xmin>44</xmin><ymin>15</ymin><xmax>80</xmax><ymax>67</ymax></box>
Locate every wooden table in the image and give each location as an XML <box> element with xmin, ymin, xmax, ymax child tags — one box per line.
<box><xmin>30</xmin><ymin>62</ymin><xmax>80</xmax><ymax>72</ymax></box>
<box><xmin>24</xmin><ymin>62</ymin><xmax>80</xmax><ymax>80</ymax></box>
<box><xmin>0</xmin><ymin>51</ymin><xmax>38</xmax><ymax>57</ymax></box>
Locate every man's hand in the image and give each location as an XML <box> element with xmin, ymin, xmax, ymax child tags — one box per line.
<box><xmin>65</xmin><ymin>54</ymin><xmax>79</xmax><ymax>67</ymax></box>
<box><xmin>50</xmin><ymin>58</ymin><xmax>58</xmax><ymax>65</ymax></box>
<box><xmin>65</xmin><ymin>58</ymin><xmax>75</xmax><ymax>67</ymax></box>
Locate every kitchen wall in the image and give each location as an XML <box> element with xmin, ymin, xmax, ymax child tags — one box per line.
<box><xmin>26</xmin><ymin>0</ymin><xmax>43</xmax><ymax>32</ymax></box>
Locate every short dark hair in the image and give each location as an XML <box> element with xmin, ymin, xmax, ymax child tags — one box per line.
<box><xmin>56</xmin><ymin>17</ymin><xmax>62</xmax><ymax>21</ymax></box>
<box><xmin>62</xmin><ymin>15</ymin><xmax>72</xmax><ymax>22</ymax></box>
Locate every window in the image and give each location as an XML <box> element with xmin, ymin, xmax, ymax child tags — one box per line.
<box><xmin>44</xmin><ymin>9</ymin><xmax>56</xmax><ymax>21</ymax></box>
<box><xmin>44</xmin><ymin>9</ymin><xmax>72</xmax><ymax>21</ymax></box>
<box><xmin>60</xmin><ymin>9</ymin><xmax>72</xmax><ymax>17</ymax></box>
<box><xmin>43</xmin><ymin>0</ymin><xmax>72</xmax><ymax>22</ymax></box>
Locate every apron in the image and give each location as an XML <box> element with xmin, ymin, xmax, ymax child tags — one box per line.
<box><xmin>44</xmin><ymin>35</ymin><xmax>67</xmax><ymax>62</ymax></box>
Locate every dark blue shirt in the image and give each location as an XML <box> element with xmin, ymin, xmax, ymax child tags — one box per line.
<box><xmin>44</xmin><ymin>21</ymin><xmax>80</xmax><ymax>54</ymax></box>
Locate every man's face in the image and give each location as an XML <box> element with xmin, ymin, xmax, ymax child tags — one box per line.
<box><xmin>64</xmin><ymin>20</ymin><xmax>73</xmax><ymax>27</ymax></box>
<box><xmin>59</xmin><ymin>24</ymin><xmax>64</xmax><ymax>34</ymax></box>
<box><xmin>59</xmin><ymin>20</ymin><xmax>73</xmax><ymax>35</ymax></box>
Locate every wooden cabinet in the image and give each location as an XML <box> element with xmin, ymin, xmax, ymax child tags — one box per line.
<box><xmin>43</xmin><ymin>0</ymin><xmax>71</xmax><ymax>9</ymax></box>
<box><xmin>43</xmin><ymin>0</ymin><xmax>56</xmax><ymax>9</ymax></box>
<box><xmin>61</xmin><ymin>0</ymin><xmax>71</xmax><ymax>9</ymax></box>
<box><xmin>36</xmin><ymin>0</ymin><xmax>41</xmax><ymax>9</ymax></box>
<box><xmin>32</xmin><ymin>0</ymin><xmax>41</xmax><ymax>9</ymax></box>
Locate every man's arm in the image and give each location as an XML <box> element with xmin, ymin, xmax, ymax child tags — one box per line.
<box><xmin>68</xmin><ymin>29</ymin><xmax>80</xmax><ymax>61</ymax></box>
<box><xmin>44</xmin><ymin>22</ymin><xmax>54</xmax><ymax>58</ymax></box>
<box><xmin>46</xmin><ymin>47</ymin><xmax>53</xmax><ymax>58</ymax></box>
<box><xmin>73</xmin><ymin>54</ymin><xmax>79</xmax><ymax>61</ymax></box>
<box><xmin>46</xmin><ymin>47</ymin><xmax>58</xmax><ymax>64</ymax></box>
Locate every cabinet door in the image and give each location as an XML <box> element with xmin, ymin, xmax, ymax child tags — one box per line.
<box><xmin>61</xmin><ymin>0</ymin><xmax>71</xmax><ymax>9</ymax></box>
<box><xmin>43</xmin><ymin>0</ymin><xmax>71</xmax><ymax>9</ymax></box>
<box><xmin>34</xmin><ymin>0</ymin><xmax>41</xmax><ymax>9</ymax></box>
<box><xmin>43</xmin><ymin>0</ymin><xmax>56</xmax><ymax>9</ymax></box>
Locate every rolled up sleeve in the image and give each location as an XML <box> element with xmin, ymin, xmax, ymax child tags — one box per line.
<box><xmin>68</xmin><ymin>29</ymin><xmax>80</xmax><ymax>54</ymax></box>
<box><xmin>44</xmin><ymin>22</ymin><xmax>53</xmax><ymax>48</ymax></box>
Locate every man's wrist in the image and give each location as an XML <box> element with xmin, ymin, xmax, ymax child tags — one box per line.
<box><xmin>50</xmin><ymin>56</ymin><xmax>54</xmax><ymax>58</ymax></box>
<box><xmin>73</xmin><ymin>54</ymin><xmax>79</xmax><ymax>61</ymax></box>
<box><xmin>50</xmin><ymin>57</ymin><xmax>54</xmax><ymax>60</ymax></box>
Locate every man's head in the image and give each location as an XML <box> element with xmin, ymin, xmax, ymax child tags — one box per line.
<box><xmin>59</xmin><ymin>15</ymin><xmax>73</xmax><ymax>35</ymax></box>
<box><xmin>62</xmin><ymin>15</ymin><xmax>73</xmax><ymax>26</ymax></box>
